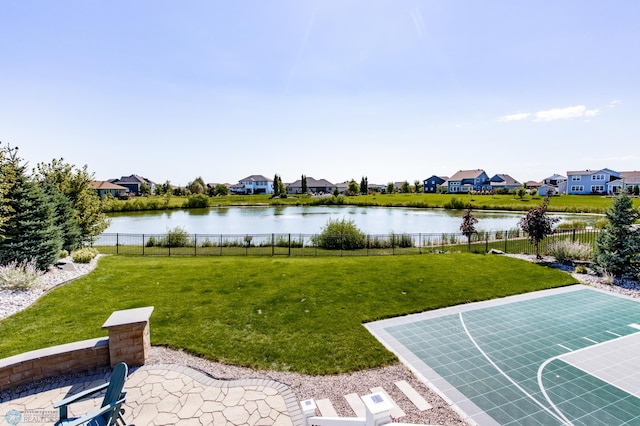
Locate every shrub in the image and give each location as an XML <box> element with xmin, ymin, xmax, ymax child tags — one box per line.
<box><xmin>71</xmin><ymin>247</ymin><xmax>99</xmax><ymax>263</ymax></box>
<box><xmin>0</xmin><ymin>259</ymin><xmax>40</xmax><ymax>290</ymax></box>
<box><xmin>59</xmin><ymin>249</ymin><xmax>69</xmax><ymax>259</ymax></box>
<box><xmin>164</xmin><ymin>226</ymin><xmax>191</xmax><ymax>247</ymax></box>
<box><xmin>182</xmin><ymin>194</ymin><xmax>209</xmax><ymax>209</ymax></box>
<box><xmin>311</xmin><ymin>218</ymin><xmax>365</xmax><ymax>250</ymax></box>
<box><xmin>547</xmin><ymin>240</ymin><xmax>593</xmax><ymax>263</ymax></box>
<box><xmin>556</xmin><ymin>220</ymin><xmax>587</xmax><ymax>230</ymax></box>
<box><xmin>444</xmin><ymin>197</ymin><xmax>465</xmax><ymax>209</ymax></box>
<box><xmin>146</xmin><ymin>236</ymin><xmax>159</xmax><ymax>247</ymax></box>
<box><xmin>574</xmin><ymin>264</ymin><xmax>588</xmax><ymax>274</ymax></box>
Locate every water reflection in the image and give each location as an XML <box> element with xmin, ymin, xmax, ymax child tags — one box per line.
<box><xmin>105</xmin><ymin>206</ymin><xmax>600</xmax><ymax>236</ymax></box>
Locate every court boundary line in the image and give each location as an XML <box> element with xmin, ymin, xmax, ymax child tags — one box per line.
<box><xmin>459</xmin><ymin>312</ymin><xmax>572</xmax><ymax>425</ymax></box>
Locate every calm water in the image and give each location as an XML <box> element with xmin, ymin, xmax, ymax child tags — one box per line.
<box><xmin>104</xmin><ymin>206</ymin><xmax>598</xmax><ymax>235</ymax></box>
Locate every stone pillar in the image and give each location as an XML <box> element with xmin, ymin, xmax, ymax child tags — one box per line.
<box><xmin>102</xmin><ymin>306</ymin><xmax>154</xmax><ymax>368</ymax></box>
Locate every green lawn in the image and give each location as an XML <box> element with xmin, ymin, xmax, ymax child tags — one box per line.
<box><xmin>0</xmin><ymin>254</ymin><xmax>577</xmax><ymax>374</ymax></box>
<box><xmin>104</xmin><ymin>193</ymin><xmax>639</xmax><ymax>214</ymax></box>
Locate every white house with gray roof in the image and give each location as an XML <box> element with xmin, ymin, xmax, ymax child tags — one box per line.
<box><xmin>237</xmin><ymin>175</ymin><xmax>273</xmax><ymax>194</ymax></box>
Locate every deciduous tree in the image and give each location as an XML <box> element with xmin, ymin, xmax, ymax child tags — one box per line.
<box><xmin>460</xmin><ymin>204</ymin><xmax>478</xmax><ymax>250</ymax></box>
<box><xmin>35</xmin><ymin>158</ymin><xmax>110</xmax><ymax>244</ymax></box>
<box><xmin>519</xmin><ymin>194</ymin><xmax>559</xmax><ymax>259</ymax></box>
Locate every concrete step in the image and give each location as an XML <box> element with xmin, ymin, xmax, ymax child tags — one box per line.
<box><xmin>316</xmin><ymin>398</ymin><xmax>338</xmax><ymax>417</ymax></box>
<box><xmin>344</xmin><ymin>392</ymin><xmax>366</xmax><ymax>417</ymax></box>
<box><xmin>395</xmin><ymin>380</ymin><xmax>432</xmax><ymax>411</ymax></box>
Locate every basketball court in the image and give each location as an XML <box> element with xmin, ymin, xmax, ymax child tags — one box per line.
<box><xmin>366</xmin><ymin>285</ymin><xmax>640</xmax><ymax>425</ymax></box>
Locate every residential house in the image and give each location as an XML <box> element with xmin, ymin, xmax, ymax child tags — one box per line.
<box><xmin>446</xmin><ymin>169</ymin><xmax>490</xmax><ymax>193</ymax></box>
<box><xmin>334</xmin><ymin>181</ymin><xmax>350</xmax><ymax>194</ymax></box>
<box><xmin>566</xmin><ymin>168</ymin><xmax>621</xmax><ymax>195</ymax></box>
<box><xmin>525</xmin><ymin>181</ymin><xmax>542</xmax><ymax>190</ymax></box>
<box><xmin>544</xmin><ymin>174</ymin><xmax>567</xmax><ymax>186</ymax></box>
<box><xmin>536</xmin><ymin>174</ymin><xmax>568</xmax><ymax>196</ymax></box>
<box><xmin>606</xmin><ymin>171</ymin><xmax>640</xmax><ymax>194</ymax></box>
<box><xmin>489</xmin><ymin>174</ymin><xmax>521</xmax><ymax>191</ymax></box>
<box><xmin>423</xmin><ymin>175</ymin><xmax>448</xmax><ymax>193</ymax></box>
<box><xmin>110</xmin><ymin>174</ymin><xmax>156</xmax><ymax>195</ymax></box>
<box><xmin>286</xmin><ymin>177</ymin><xmax>335</xmax><ymax>194</ymax></box>
<box><xmin>237</xmin><ymin>175</ymin><xmax>273</xmax><ymax>194</ymax></box>
<box><xmin>91</xmin><ymin>181</ymin><xmax>128</xmax><ymax>198</ymax></box>
<box><xmin>229</xmin><ymin>183</ymin><xmax>246</xmax><ymax>195</ymax></box>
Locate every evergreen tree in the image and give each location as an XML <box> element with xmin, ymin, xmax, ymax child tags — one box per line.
<box><xmin>594</xmin><ymin>191</ymin><xmax>640</xmax><ymax>278</ymax></box>
<box><xmin>272</xmin><ymin>174</ymin><xmax>281</xmax><ymax>196</ymax></box>
<box><xmin>0</xmin><ymin>161</ymin><xmax>62</xmax><ymax>269</ymax></box>
<box><xmin>519</xmin><ymin>194</ymin><xmax>559</xmax><ymax>259</ymax></box>
<box><xmin>301</xmin><ymin>175</ymin><xmax>308</xmax><ymax>193</ymax></box>
<box><xmin>400</xmin><ymin>181</ymin><xmax>411</xmax><ymax>193</ymax></box>
<box><xmin>360</xmin><ymin>176</ymin><xmax>368</xmax><ymax>195</ymax></box>
<box><xmin>45</xmin><ymin>183</ymin><xmax>83</xmax><ymax>252</ymax></box>
<box><xmin>460</xmin><ymin>204</ymin><xmax>479</xmax><ymax>250</ymax></box>
<box><xmin>0</xmin><ymin>143</ymin><xmax>18</xmax><ymax>240</ymax></box>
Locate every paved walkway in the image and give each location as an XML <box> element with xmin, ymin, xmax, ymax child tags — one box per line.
<box><xmin>0</xmin><ymin>364</ymin><xmax>303</xmax><ymax>426</ymax></box>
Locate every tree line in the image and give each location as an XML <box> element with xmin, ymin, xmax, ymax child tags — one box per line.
<box><xmin>0</xmin><ymin>143</ymin><xmax>110</xmax><ymax>270</ymax></box>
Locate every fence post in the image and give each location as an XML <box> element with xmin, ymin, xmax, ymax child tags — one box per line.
<box><xmin>485</xmin><ymin>234</ymin><xmax>488</xmax><ymax>253</ymax></box>
<box><xmin>288</xmin><ymin>234</ymin><xmax>291</xmax><ymax>257</ymax></box>
<box><xmin>116</xmin><ymin>233</ymin><xmax>119</xmax><ymax>255</ymax></box>
<box><xmin>194</xmin><ymin>234</ymin><xmax>197</xmax><ymax>256</ymax></box>
<box><xmin>504</xmin><ymin>232</ymin><xmax>508</xmax><ymax>253</ymax></box>
<box><xmin>572</xmin><ymin>228</ymin><xmax>576</xmax><ymax>242</ymax></box>
<box><xmin>272</xmin><ymin>233</ymin><xmax>275</xmax><ymax>256</ymax></box>
<box><xmin>142</xmin><ymin>234</ymin><xmax>145</xmax><ymax>256</ymax></box>
<box><xmin>220</xmin><ymin>234</ymin><xmax>223</xmax><ymax>256</ymax></box>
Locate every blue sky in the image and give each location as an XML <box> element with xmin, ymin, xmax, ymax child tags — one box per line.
<box><xmin>2</xmin><ymin>1</ymin><xmax>638</xmax><ymax>187</ymax></box>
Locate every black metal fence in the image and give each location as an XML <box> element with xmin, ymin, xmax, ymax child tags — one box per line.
<box><xmin>93</xmin><ymin>228</ymin><xmax>600</xmax><ymax>257</ymax></box>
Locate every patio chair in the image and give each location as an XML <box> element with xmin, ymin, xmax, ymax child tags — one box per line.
<box><xmin>54</xmin><ymin>362</ymin><xmax>130</xmax><ymax>426</ymax></box>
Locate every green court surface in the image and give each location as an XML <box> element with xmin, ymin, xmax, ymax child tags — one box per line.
<box><xmin>366</xmin><ymin>285</ymin><xmax>640</xmax><ymax>426</ymax></box>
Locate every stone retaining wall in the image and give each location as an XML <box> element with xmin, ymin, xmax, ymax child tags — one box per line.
<box><xmin>0</xmin><ymin>306</ymin><xmax>153</xmax><ymax>392</ymax></box>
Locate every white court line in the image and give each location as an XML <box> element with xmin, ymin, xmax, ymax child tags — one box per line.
<box><xmin>558</xmin><ymin>344</ymin><xmax>573</xmax><ymax>352</ymax></box>
<box><xmin>458</xmin><ymin>312</ymin><xmax>571</xmax><ymax>425</ymax></box>
<box><xmin>606</xmin><ymin>331</ymin><xmax>621</xmax><ymax>337</ymax></box>
<box><xmin>583</xmin><ymin>337</ymin><xmax>598</xmax><ymax>344</ymax></box>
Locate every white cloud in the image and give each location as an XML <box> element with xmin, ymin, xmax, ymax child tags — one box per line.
<box><xmin>534</xmin><ymin>105</ymin><xmax>587</xmax><ymax>122</ymax></box>
<box><xmin>585</xmin><ymin>108</ymin><xmax>599</xmax><ymax>117</ymax></box>
<box><xmin>499</xmin><ymin>112</ymin><xmax>531</xmax><ymax>122</ymax></box>
<box><xmin>608</xmin><ymin>99</ymin><xmax>621</xmax><ymax>108</ymax></box>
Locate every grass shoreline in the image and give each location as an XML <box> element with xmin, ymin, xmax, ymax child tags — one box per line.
<box><xmin>102</xmin><ymin>193</ymin><xmax>640</xmax><ymax>215</ymax></box>
<box><xmin>0</xmin><ymin>254</ymin><xmax>577</xmax><ymax>374</ymax></box>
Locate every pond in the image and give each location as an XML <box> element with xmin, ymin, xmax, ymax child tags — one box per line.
<box><xmin>104</xmin><ymin>206</ymin><xmax>600</xmax><ymax>236</ymax></box>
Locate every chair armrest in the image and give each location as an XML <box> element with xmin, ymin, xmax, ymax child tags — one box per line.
<box><xmin>54</xmin><ymin>382</ymin><xmax>110</xmax><ymax>409</ymax></box>
<box><xmin>57</xmin><ymin>398</ymin><xmax>125</xmax><ymax>426</ymax></box>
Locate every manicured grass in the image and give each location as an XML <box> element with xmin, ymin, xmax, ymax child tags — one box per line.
<box><xmin>0</xmin><ymin>254</ymin><xmax>576</xmax><ymax>374</ymax></box>
<box><xmin>104</xmin><ymin>193</ymin><xmax>640</xmax><ymax>214</ymax></box>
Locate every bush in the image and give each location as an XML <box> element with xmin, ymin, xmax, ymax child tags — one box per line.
<box><xmin>574</xmin><ymin>264</ymin><xmax>588</xmax><ymax>274</ymax></box>
<box><xmin>0</xmin><ymin>259</ymin><xmax>40</xmax><ymax>290</ymax></box>
<box><xmin>164</xmin><ymin>226</ymin><xmax>191</xmax><ymax>247</ymax></box>
<box><xmin>556</xmin><ymin>220</ymin><xmax>587</xmax><ymax>230</ymax></box>
<box><xmin>71</xmin><ymin>247</ymin><xmax>99</xmax><ymax>263</ymax></box>
<box><xmin>183</xmin><ymin>194</ymin><xmax>209</xmax><ymax>209</ymax></box>
<box><xmin>444</xmin><ymin>197</ymin><xmax>465</xmax><ymax>209</ymax></box>
<box><xmin>59</xmin><ymin>249</ymin><xmax>69</xmax><ymax>259</ymax></box>
<box><xmin>547</xmin><ymin>240</ymin><xmax>593</xmax><ymax>263</ymax></box>
<box><xmin>311</xmin><ymin>218</ymin><xmax>365</xmax><ymax>250</ymax></box>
